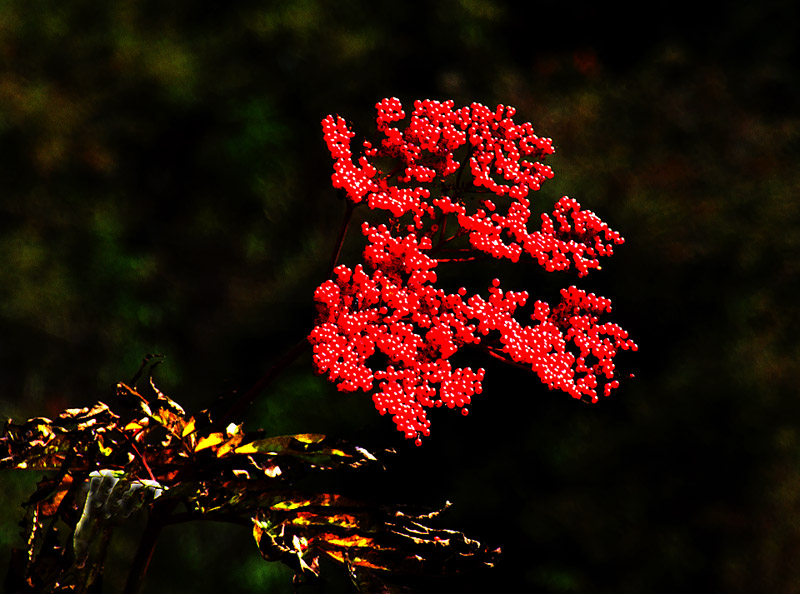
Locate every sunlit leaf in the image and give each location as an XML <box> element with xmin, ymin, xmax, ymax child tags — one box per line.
<box><xmin>194</xmin><ymin>432</ymin><xmax>225</xmax><ymax>452</ymax></box>
<box><xmin>216</xmin><ymin>430</ymin><xmax>245</xmax><ymax>458</ymax></box>
<box><xmin>232</xmin><ymin>434</ymin><xmax>381</xmax><ymax>470</ymax></box>
<box><xmin>251</xmin><ymin>493</ymin><xmax>499</xmax><ymax>585</ymax></box>
<box><xmin>124</xmin><ymin>420</ymin><xmax>146</xmax><ymax>432</ymax></box>
<box><xmin>96</xmin><ymin>433</ymin><xmax>114</xmax><ymax>457</ymax></box>
<box><xmin>150</xmin><ymin>377</ymin><xmax>185</xmax><ymax>416</ymax></box>
<box><xmin>293</xmin><ymin>433</ymin><xmax>326</xmax><ymax>444</ymax></box>
<box><xmin>181</xmin><ymin>416</ymin><xmax>196</xmax><ymax>437</ymax></box>
<box><xmin>3</xmin><ymin>380</ymin><xmax>498</xmax><ymax>592</ymax></box>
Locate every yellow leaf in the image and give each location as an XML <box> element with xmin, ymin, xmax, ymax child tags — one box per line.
<box><xmin>97</xmin><ymin>435</ymin><xmax>113</xmax><ymax>457</ymax></box>
<box><xmin>194</xmin><ymin>432</ymin><xmax>224</xmax><ymax>452</ymax></box>
<box><xmin>271</xmin><ymin>498</ymin><xmax>312</xmax><ymax>511</ymax></box>
<box><xmin>234</xmin><ymin>440</ymin><xmax>279</xmax><ymax>455</ymax></box>
<box><xmin>216</xmin><ymin>433</ymin><xmax>244</xmax><ymax>457</ymax></box>
<box><xmin>321</xmin><ymin>533</ymin><xmax>376</xmax><ymax>548</ymax></box>
<box><xmin>293</xmin><ymin>433</ymin><xmax>326</xmax><ymax>444</ymax></box>
<box><xmin>124</xmin><ymin>420</ymin><xmax>145</xmax><ymax>432</ymax></box>
<box><xmin>181</xmin><ymin>417</ymin><xmax>196</xmax><ymax>437</ymax></box>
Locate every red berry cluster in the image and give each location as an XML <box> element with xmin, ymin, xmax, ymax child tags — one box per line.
<box><xmin>311</xmin><ymin>98</ymin><xmax>637</xmax><ymax>444</ymax></box>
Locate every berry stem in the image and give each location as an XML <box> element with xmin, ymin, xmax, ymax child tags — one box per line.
<box><xmin>214</xmin><ymin>336</ymin><xmax>310</xmax><ymax>428</ymax></box>
<box><xmin>454</xmin><ymin>141</ymin><xmax>474</xmax><ymax>191</ymax></box>
<box><xmin>483</xmin><ymin>346</ymin><xmax>532</xmax><ymax>372</ymax></box>
<box><xmin>434</xmin><ymin>256</ymin><xmax>482</xmax><ymax>263</ymax></box>
<box><xmin>433</xmin><ymin>213</ymin><xmax>449</xmax><ymax>249</ymax></box>
<box><xmin>433</xmin><ymin>247</ymin><xmax>492</xmax><ymax>263</ymax></box>
<box><xmin>327</xmin><ymin>198</ymin><xmax>357</xmax><ymax>278</ymax></box>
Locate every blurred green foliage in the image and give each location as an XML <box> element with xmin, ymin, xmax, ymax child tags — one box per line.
<box><xmin>1</xmin><ymin>0</ymin><xmax>799</xmax><ymax>592</ymax></box>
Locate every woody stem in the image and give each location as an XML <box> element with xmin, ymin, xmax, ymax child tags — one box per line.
<box><xmin>327</xmin><ymin>198</ymin><xmax>356</xmax><ymax>278</ymax></box>
<box><xmin>123</xmin><ymin>499</ymin><xmax>177</xmax><ymax>594</ymax></box>
<box><xmin>215</xmin><ymin>336</ymin><xmax>310</xmax><ymax>428</ymax></box>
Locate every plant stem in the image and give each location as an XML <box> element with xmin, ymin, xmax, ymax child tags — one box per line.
<box><xmin>327</xmin><ymin>199</ymin><xmax>356</xmax><ymax>278</ymax></box>
<box><xmin>123</xmin><ymin>500</ymin><xmax>177</xmax><ymax>594</ymax></box>
<box><xmin>454</xmin><ymin>141</ymin><xmax>473</xmax><ymax>191</ymax></box>
<box><xmin>214</xmin><ymin>197</ymin><xmax>355</xmax><ymax>428</ymax></box>
<box><xmin>483</xmin><ymin>346</ymin><xmax>535</xmax><ymax>373</ymax></box>
<box><xmin>215</xmin><ymin>336</ymin><xmax>310</xmax><ymax>428</ymax></box>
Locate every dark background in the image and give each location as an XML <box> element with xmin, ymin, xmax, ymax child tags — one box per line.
<box><xmin>1</xmin><ymin>0</ymin><xmax>799</xmax><ymax>592</ymax></box>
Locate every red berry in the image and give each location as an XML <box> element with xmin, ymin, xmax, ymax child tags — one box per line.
<box><xmin>311</xmin><ymin>98</ymin><xmax>635</xmax><ymax>443</ymax></box>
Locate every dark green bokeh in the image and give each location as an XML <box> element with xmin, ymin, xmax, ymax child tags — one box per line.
<box><xmin>1</xmin><ymin>0</ymin><xmax>799</xmax><ymax>592</ymax></box>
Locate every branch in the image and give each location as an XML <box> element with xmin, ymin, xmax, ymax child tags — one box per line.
<box><xmin>123</xmin><ymin>500</ymin><xmax>177</xmax><ymax>594</ymax></box>
<box><xmin>327</xmin><ymin>198</ymin><xmax>357</xmax><ymax>278</ymax></box>
<box><xmin>214</xmin><ymin>336</ymin><xmax>311</xmax><ymax>429</ymax></box>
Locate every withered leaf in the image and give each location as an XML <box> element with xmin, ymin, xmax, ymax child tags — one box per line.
<box><xmin>3</xmin><ymin>377</ymin><xmax>499</xmax><ymax>593</ymax></box>
<box><xmin>252</xmin><ymin>493</ymin><xmax>499</xmax><ymax>582</ymax></box>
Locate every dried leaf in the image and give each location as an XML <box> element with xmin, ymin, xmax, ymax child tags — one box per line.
<box><xmin>3</xmin><ymin>378</ymin><xmax>498</xmax><ymax>593</ymax></box>
<box><xmin>251</xmin><ymin>492</ymin><xmax>499</xmax><ymax>584</ymax></box>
